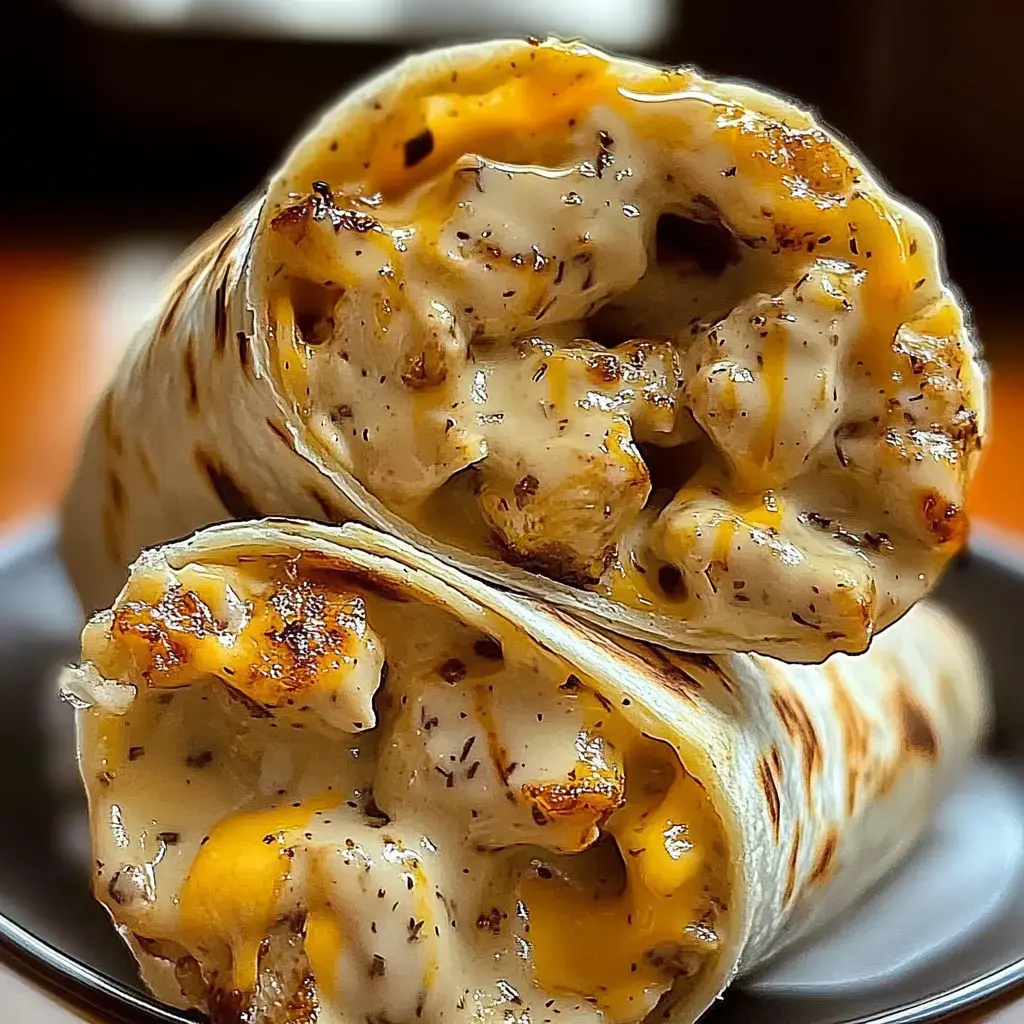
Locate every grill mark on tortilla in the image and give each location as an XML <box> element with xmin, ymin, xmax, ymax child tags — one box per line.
<box><xmin>756</xmin><ymin>755</ymin><xmax>781</xmax><ymax>843</ymax></box>
<box><xmin>826</xmin><ymin>662</ymin><xmax>869</xmax><ymax>816</ymax></box>
<box><xmin>102</xmin><ymin>470</ymin><xmax>127</xmax><ymax>570</ymax></box>
<box><xmin>290</xmin><ymin>557</ymin><xmax>411</xmax><ymax>603</ymax></box>
<box><xmin>210</xmin><ymin>222</ymin><xmax>240</xmax><ymax>277</ymax></box>
<box><xmin>304</xmin><ymin>485</ymin><xmax>346</xmax><ymax>523</ymax></box>
<box><xmin>100</xmin><ymin>392</ymin><xmax>125</xmax><ymax>457</ymax></box>
<box><xmin>643</xmin><ymin>645</ymin><xmax>703</xmax><ymax>703</ymax></box>
<box><xmin>783</xmin><ymin>820</ymin><xmax>801</xmax><ymax>905</ymax></box>
<box><xmin>895</xmin><ymin>676</ymin><xmax>938</xmax><ymax>759</ymax></box>
<box><xmin>108</xmin><ymin>470</ymin><xmax>126</xmax><ymax>515</ymax></box>
<box><xmin>157</xmin><ymin>272</ymin><xmax>190</xmax><ymax>341</ymax></box>
<box><xmin>684</xmin><ymin>652</ymin><xmax>732</xmax><ymax>693</ymax></box>
<box><xmin>195</xmin><ymin>448</ymin><xmax>261</xmax><ymax>520</ymax></box>
<box><xmin>213</xmin><ymin>271</ymin><xmax>229</xmax><ymax>355</ymax></box>
<box><xmin>767</xmin><ymin>669</ymin><xmax>821</xmax><ymax>793</ymax></box>
<box><xmin>769</xmin><ymin>744</ymin><xmax>784</xmax><ymax>781</ymax></box>
<box><xmin>266</xmin><ymin>418</ymin><xmax>293</xmax><ymax>449</ymax></box>
<box><xmin>873</xmin><ymin>759</ymin><xmax>902</xmax><ymax>801</ymax></box>
<box><xmin>184</xmin><ymin>335</ymin><xmax>200</xmax><ymax>416</ymax></box>
<box><xmin>808</xmin><ymin>829</ymin><xmax>838</xmax><ymax>886</ymax></box>
<box><xmin>136</xmin><ymin>444</ymin><xmax>159</xmax><ymax>492</ymax></box>
<box><xmin>237</xmin><ymin>331</ymin><xmax>251</xmax><ymax>373</ymax></box>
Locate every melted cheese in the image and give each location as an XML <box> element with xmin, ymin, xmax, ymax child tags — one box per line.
<box><xmin>303</xmin><ymin>906</ymin><xmax>345</xmax><ymax>1002</ymax></box>
<box><xmin>520</xmin><ymin>703</ymin><xmax>725</xmax><ymax>1020</ymax></box>
<box><xmin>363</xmin><ymin>52</ymin><xmax>613</xmax><ymax>201</ymax></box>
<box><xmin>711</xmin><ymin>490</ymin><xmax>785</xmax><ymax>565</ymax></box>
<box><xmin>178</xmin><ymin>796</ymin><xmax>336</xmax><ymax>992</ymax></box>
<box><xmin>273</xmin><ymin>296</ymin><xmax>311</xmax><ymax>416</ymax></box>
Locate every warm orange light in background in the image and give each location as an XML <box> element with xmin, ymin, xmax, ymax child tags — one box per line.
<box><xmin>0</xmin><ymin>254</ymin><xmax>98</xmax><ymax>528</ymax></box>
<box><xmin>968</xmin><ymin>366</ymin><xmax>1024</xmax><ymax>535</ymax></box>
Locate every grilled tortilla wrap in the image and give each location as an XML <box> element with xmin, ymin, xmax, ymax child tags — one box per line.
<box><xmin>62</xmin><ymin>520</ymin><xmax>986</xmax><ymax>1024</ymax></box>
<box><xmin>61</xmin><ymin>38</ymin><xmax>986</xmax><ymax>661</ymax></box>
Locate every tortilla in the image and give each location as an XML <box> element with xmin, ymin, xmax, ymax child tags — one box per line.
<box><xmin>62</xmin><ymin>519</ymin><xmax>987</xmax><ymax>1024</ymax></box>
<box><xmin>61</xmin><ymin>38</ymin><xmax>986</xmax><ymax>661</ymax></box>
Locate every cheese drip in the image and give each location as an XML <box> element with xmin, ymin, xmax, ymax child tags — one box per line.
<box><xmin>520</xmin><ymin>724</ymin><xmax>724</xmax><ymax>1020</ymax></box>
<box><xmin>178</xmin><ymin>796</ymin><xmax>337</xmax><ymax>992</ymax></box>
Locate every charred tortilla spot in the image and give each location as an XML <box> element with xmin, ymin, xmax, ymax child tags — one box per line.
<box><xmin>195</xmin><ymin>448</ymin><xmax>262</xmax><ymax>520</ymax></box>
<box><xmin>100</xmin><ymin>391</ymin><xmax>126</xmax><ymax>457</ymax></box>
<box><xmin>210</xmin><ymin>223</ymin><xmax>241</xmax><ymax>277</ymax></box>
<box><xmin>102</xmin><ymin>502</ymin><xmax>123</xmax><ymax>565</ymax></box>
<box><xmin>896</xmin><ymin>680</ymin><xmax>938</xmax><ymax>758</ymax></box>
<box><xmin>266</xmin><ymin>418</ymin><xmax>293</xmax><ymax>449</ymax></box>
<box><xmin>184</xmin><ymin>336</ymin><xmax>200</xmax><ymax>416</ymax></box>
<box><xmin>304</xmin><ymin>484</ymin><xmax>346</xmax><ymax>523</ymax></box>
<box><xmin>236</xmin><ymin>331</ymin><xmax>251</xmax><ymax>371</ymax></box>
<box><xmin>108</xmin><ymin>470</ymin><xmax>126</xmax><ymax>515</ymax></box>
<box><xmin>826</xmin><ymin>664</ymin><xmax>869</xmax><ymax>816</ymax></box>
<box><xmin>756</xmin><ymin>756</ymin><xmax>781</xmax><ymax>843</ymax></box>
<box><xmin>808</xmin><ymin>829</ymin><xmax>838</xmax><ymax>885</ymax></box>
<box><xmin>768</xmin><ymin>671</ymin><xmax>821</xmax><ymax>792</ymax></box>
<box><xmin>157</xmin><ymin>273</ymin><xmax>189</xmax><ymax>341</ymax></box>
<box><xmin>783</xmin><ymin>821</ymin><xmax>801</xmax><ymax>904</ymax></box>
<box><xmin>213</xmin><ymin>273</ymin><xmax>229</xmax><ymax>355</ymax></box>
<box><xmin>639</xmin><ymin>644</ymin><xmax>703</xmax><ymax>703</ymax></box>
<box><xmin>404</xmin><ymin>129</ymin><xmax>435</xmax><ymax>168</ymax></box>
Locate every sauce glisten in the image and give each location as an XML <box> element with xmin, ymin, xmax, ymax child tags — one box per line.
<box><xmin>251</xmin><ymin>38</ymin><xmax>985</xmax><ymax>660</ymax></box>
<box><xmin>74</xmin><ymin>553</ymin><xmax>728</xmax><ymax>1024</ymax></box>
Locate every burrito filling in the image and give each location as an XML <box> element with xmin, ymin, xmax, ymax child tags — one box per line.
<box><xmin>71</xmin><ymin>551</ymin><xmax>729</xmax><ymax>1024</ymax></box>
<box><xmin>253</xmin><ymin>38</ymin><xmax>983</xmax><ymax>659</ymax></box>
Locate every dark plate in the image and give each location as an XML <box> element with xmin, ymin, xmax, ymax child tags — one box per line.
<box><xmin>1</xmin><ymin>521</ymin><xmax>1022</xmax><ymax>1024</ymax></box>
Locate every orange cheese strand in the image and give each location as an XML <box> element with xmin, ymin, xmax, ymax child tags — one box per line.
<box><xmin>521</xmin><ymin>733</ymin><xmax>724</xmax><ymax>1019</ymax></box>
<box><xmin>178</xmin><ymin>796</ymin><xmax>336</xmax><ymax>992</ymax></box>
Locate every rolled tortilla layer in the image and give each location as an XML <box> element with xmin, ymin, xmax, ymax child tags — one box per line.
<box><xmin>63</xmin><ymin>519</ymin><xmax>986</xmax><ymax>1024</ymax></box>
<box><xmin>61</xmin><ymin>38</ymin><xmax>986</xmax><ymax>661</ymax></box>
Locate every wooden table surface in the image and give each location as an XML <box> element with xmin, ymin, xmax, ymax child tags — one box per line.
<box><xmin>1</xmin><ymin>246</ymin><xmax>1021</xmax><ymax>1022</ymax></box>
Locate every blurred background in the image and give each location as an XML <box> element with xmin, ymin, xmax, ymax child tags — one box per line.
<box><xmin>2</xmin><ymin>0</ymin><xmax>1022</xmax><ymax>538</ymax></box>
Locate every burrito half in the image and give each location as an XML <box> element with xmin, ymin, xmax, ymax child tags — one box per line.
<box><xmin>62</xmin><ymin>520</ymin><xmax>987</xmax><ymax>1024</ymax></box>
<box><xmin>61</xmin><ymin>38</ymin><xmax>987</xmax><ymax>661</ymax></box>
